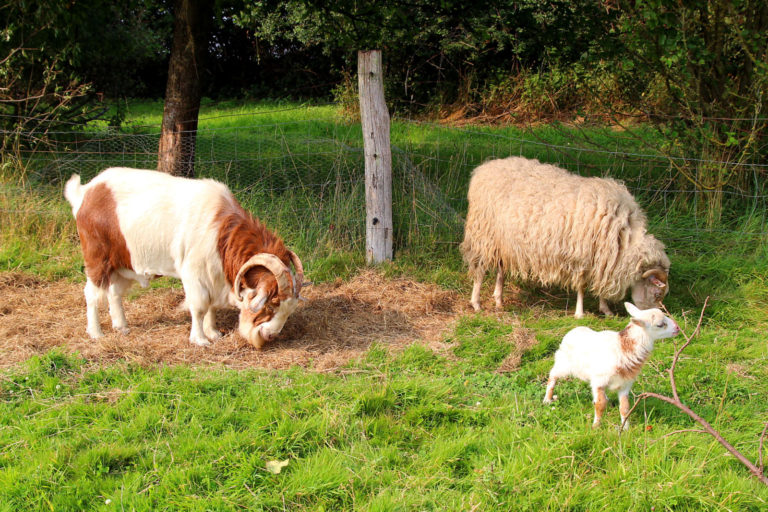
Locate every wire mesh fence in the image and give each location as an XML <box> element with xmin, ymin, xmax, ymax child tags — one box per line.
<box><xmin>3</xmin><ymin>111</ymin><xmax>767</xmax><ymax>261</ymax></box>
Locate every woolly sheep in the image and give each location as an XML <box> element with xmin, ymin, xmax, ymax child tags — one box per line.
<box><xmin>460</xmin><ymin>157</ymin><xmax>670</xmax><ymax>317</ymax></box>
<box><xmin>543</xmin><ymin>302</ymin><xmax>680</xmax><ymax>429</ymax></box>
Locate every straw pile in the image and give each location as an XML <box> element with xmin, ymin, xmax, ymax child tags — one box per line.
<box><xmin>0</xmin><ymin>270</ymin><xmax>465</xmax><ymax>371</ymax></box>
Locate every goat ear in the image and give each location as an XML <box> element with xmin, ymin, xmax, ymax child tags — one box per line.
<box><xmin>624</xmin><ymin>302</ymin><xmax>642</xmax><ymax>317</ymax></box>
<box><xmin>630</xmin><ymin>318</ymin><xmax>646</xmax><ymax>328</ymax></box>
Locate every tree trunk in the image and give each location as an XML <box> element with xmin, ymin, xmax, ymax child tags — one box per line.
<box><xmin>157</xmin><ymin>0</ymin><xmax>212</xmax><ymax>177</ymax></box>
<box><xmin>358</xmin><ymin>50</ymin><xmax>393</xmax><ymax>263</ymax></box>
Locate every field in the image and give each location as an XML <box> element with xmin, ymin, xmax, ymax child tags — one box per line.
<box><xmin>1</xmin><ymin>100</ymin><xmax>767</xmax><ymax>510</ymax></box>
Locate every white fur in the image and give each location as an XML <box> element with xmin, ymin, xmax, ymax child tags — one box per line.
<box><xmin>65</xmin><ymin>168</ymin><xmax>275</xmax><ymax>346</ymax></box>
<box><xmin>460</xmin><ymin>157</ymin><xmax>670</xmax><ymax>317</ymax></box>
<box><xmin>543</xmin><ymin>302</ymin><xmax>679</xmax><ymax>429</ymax></box>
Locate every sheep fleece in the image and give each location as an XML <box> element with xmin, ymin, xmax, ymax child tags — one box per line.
<box><xmin>460</xmin><ymin>157</ymin><xmax>669</xmax><ymax>301</ymax></box>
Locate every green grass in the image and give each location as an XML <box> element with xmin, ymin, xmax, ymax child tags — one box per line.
<box><xmin>1</xmin><ymin>333</ymin><xmax>766</xmax><ymax>511</ymax></box>
<box><xmin>2</xmin><ymin>99</ymin><xmax>768</xmax><ymax>509</ymax></box>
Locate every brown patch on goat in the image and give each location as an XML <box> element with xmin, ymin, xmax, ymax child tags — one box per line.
<box><xmin>593</xmin><ymin>388</ymin><xmax>607</xmax><ymax>424</ymax></box>
<box><xmin>616</xmin><ymin>324</ymin><xmax>650</xmax><ymax>380</ymax></box>
<box><xmin>75</xmin><ymin>183</ymin><xmax>133</xmax><ymax>288</ymax></box>
<box><xmin>215</xmin><ymin>196</ymin><xmax>292</xmax><ymax>304</ymax></box>
<box><xmin>618</xmin><ymin>325</ymin><xmax>636</xmax><ymax>354</ymax></box>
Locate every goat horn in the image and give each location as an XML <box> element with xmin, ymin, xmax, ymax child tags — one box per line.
<box><xmin>287</xmin><ymin>250</ymin><xmax>304</xmax><ymax>296</ymax></box>
<box><xmin>233</xmin><ymin>253</ymin><xmax>292</xmax><ymax>304</ymax></box>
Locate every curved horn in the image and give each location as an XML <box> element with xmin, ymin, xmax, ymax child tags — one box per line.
<box><xmin>233</xmin><ymin>253</ymin><xmax>292</xmax><ymax>304</ymax></box>
<box><xmin>641</xmin><ymin>268</ymin><xmax>668</xmax><ymax>287</ymax></box>
<box><xmin>287</xmin><ymin>250</ymin><xmax>304</xmax><ymax>296</ymax></box>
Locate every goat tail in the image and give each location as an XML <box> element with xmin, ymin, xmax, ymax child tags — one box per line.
<box><xmin>64</xmin><ymin>174</ymin><xmax>84</xmax><ymax>216</ymax></box>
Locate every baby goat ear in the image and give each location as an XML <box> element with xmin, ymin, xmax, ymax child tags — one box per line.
<box><xmin>624</xmin><ymin>302</ymin><xmax>642</xmax><ymax>318</ymax></box>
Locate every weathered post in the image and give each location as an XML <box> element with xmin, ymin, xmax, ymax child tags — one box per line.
<box><xmin>358</xmin><ymin>50</ymin><xmax>393</xmax><ymax>263</ymax></box>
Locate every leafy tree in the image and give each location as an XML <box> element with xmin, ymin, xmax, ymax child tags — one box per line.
<box><xmin>0</xmin><ymin>0</ymin><xmax>170</xmax><ymax>143</ymax></box>
<box><xmin>609</xmin><ymin>0</ymin><xmax>768</xmax><ymax>224</ymax></box>
<box><xmin>233</xmin><ymin>0</ymin><xmax>615</xmax><ymax>111</ymax></box>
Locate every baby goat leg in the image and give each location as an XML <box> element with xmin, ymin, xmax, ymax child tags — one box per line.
<box><xmin>592</xmin><ymin>386</ymin><xmax>607</xmax><ymax>428</ymax></box>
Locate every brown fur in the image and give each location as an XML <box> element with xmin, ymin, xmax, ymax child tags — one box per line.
<box><xmin>215</xmin><ymin>197</ymin><xmax>291</xmax><ymax>302</ymax></box>
<box><xmin>619</xmin><ymin>394</ymin><xmax>630</xmax><ymax>418</ymax></box>
<box><xmin>616</xmin><ymin>324</ymin><xmax>650</xmax><ymax>380</ymax></box>
<box><xmin>594</xmin><ymin>388</ymin><xmax>607</xmax><ymax>423</ymax></box>
<box><xmin>75</xmin><ymin>183</ymin><xmax>132</xmax><ymax>288</ymax></box>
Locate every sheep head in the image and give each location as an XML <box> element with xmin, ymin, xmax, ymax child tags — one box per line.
<box><xmin>630</xmin><ymin>268</ymin><xmax>669</xmax><ymax>310</ymax></box>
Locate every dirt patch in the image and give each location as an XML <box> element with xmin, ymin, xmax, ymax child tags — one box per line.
<box><xmin>0</xmin><ymin>270</ymin><xmax>466</xmax><ymax>371</ymax></box>
<box><xmin>496</xmin><ymin>328</ymin><xmax>538</xmax><ymax>373</ymax></box>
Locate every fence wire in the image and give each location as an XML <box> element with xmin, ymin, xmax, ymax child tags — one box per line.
<box><xmin>3</xmin><ymin>113</ymin><xmax>767</xmax><ymax>260</ymax></box>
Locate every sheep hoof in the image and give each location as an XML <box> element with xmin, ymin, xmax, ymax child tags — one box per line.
<box><xmin>471</xmin><ymin>302</ymin><xmax>482</xmax><ymax>312</ymax></box>
<box><xmin>574</xmin><ymin>312</ymin><xmax>585</xmax><ymax>319</ymax></box>
<box><xmin>114</xmin><ymin>326</ymin><xmax>130</xmax><ymax>335</ymax></box>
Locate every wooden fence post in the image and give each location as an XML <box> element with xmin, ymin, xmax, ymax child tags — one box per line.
<box><xmin>358</xmin><ymin>49</ymin><xmax>393</xmax><ymax>264</ymax></box>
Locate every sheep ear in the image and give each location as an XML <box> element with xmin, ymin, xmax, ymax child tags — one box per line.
<box><xmin>624</xmin><ymin>302</ymin><xmax>642</xmax><ymax>318</ymax></box>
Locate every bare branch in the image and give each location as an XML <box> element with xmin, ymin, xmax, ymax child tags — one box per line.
<box><xmin>664</xmin><ymin>296</ymin><xmax>709</xmax><ymax>402</ymax></box>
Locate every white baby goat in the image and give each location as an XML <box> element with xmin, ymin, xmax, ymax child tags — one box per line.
<box><xmin>543</xmin><ymin>302</ymin><xmax>680</xmax><ymax>429</ymax></box>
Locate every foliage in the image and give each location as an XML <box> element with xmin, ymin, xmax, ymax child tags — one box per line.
<box><xmin>0</xmin><ymin>0</ymin><xmax>170</xmax><ymax>156</ymax></box>
<box><xmin>603</xmin><ymin>0</ymin><xmax>768</xmax><ymax>225</ymax></box>
<box><xmin>234</xmin><ymin>0</ymin><xmax>618</xmax><ymax>112</ymax></box>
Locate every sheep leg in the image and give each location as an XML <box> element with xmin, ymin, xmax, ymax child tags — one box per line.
<box><xmin>107</xmin><ymin>273</ymin><xmax>132</xmax><ymax>334</ymax></box>
<box><xmin>84</xmin><ymin>278</ymin><xmax>105</xmax><ymax>339</ymax></box>
<box><xmin>470</xmin><ymin>267</ymin><xmax>485</xmax><ymax>311</ymax></box>
<box><xmin>599</xmin><ymin>298</ymin><xmax>615</xmax><ymax>316</ymax></box>
<box><xmin>592</xmin><ymin>386</ymin><xmax>607</xmax><ymax>428</ymax></box>
<box><xmin>574</xmin><ymin>288</ymin><xmax>585</xmax><ymax>319</ymax></box>
<box><xmin>203</xmin><ymin>308</ymin><xmax>222</xmax><ymax>340</ymax></box>
<box><xmin>543</xmin><ymin>376</ymin><xmax>557</xmax><ymax>404</ymax></box>
<box><xmin>618</xmin><ymin>389</ymin><xmax>631</xmax><ymax>430</ymax></box>
<box><xmin>493</xmin><ymin>264</ymin><xmax>504</xmax><ymax>310</ymax></box>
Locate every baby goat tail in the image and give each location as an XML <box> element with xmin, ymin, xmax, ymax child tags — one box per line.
<box><xmin>64</xmin><ymin>174</ymin><xmax>84</xmax><ymax>216</ymax></box>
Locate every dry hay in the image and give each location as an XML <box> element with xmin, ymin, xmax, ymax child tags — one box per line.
<box><xmin>496</xmin><ymin>328</ymin><xmax>538</xmax><ymax>373</ymax></box>
<box><xmin>0</xmin><ymin>270</ymin><xmax>465</xmax><ymax>371</ymax></box>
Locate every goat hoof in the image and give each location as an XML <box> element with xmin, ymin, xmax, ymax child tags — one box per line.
<box><xmin>205</xmin><ymin>330</ymin><xmax>223</xmax><ymax>341</ymax></box>
<box><xmin>87</xmin><ymin>328</ymin><xmax>104</xmax><ymax>339</ymax></box>
<box><xmin>190</xmin><ymin>337</ymin><xmax>211</xmax><ymax>347</ymax></box>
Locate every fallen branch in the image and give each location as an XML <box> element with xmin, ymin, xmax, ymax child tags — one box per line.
<box><xmin>622</xmin><ymin>297</ymin><xmax>768</xmax><ymax>487</ymax></box>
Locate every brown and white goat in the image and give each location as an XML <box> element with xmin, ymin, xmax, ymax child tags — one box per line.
<box><xmin>64</xmin><ymin>167</ymin><xmax>304</xmax><ymax>348</ymax></box>
<box><xmin>543</xmin><ymin>302</ymin><xmax>680</xmax><ymax>429</ymax></box>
